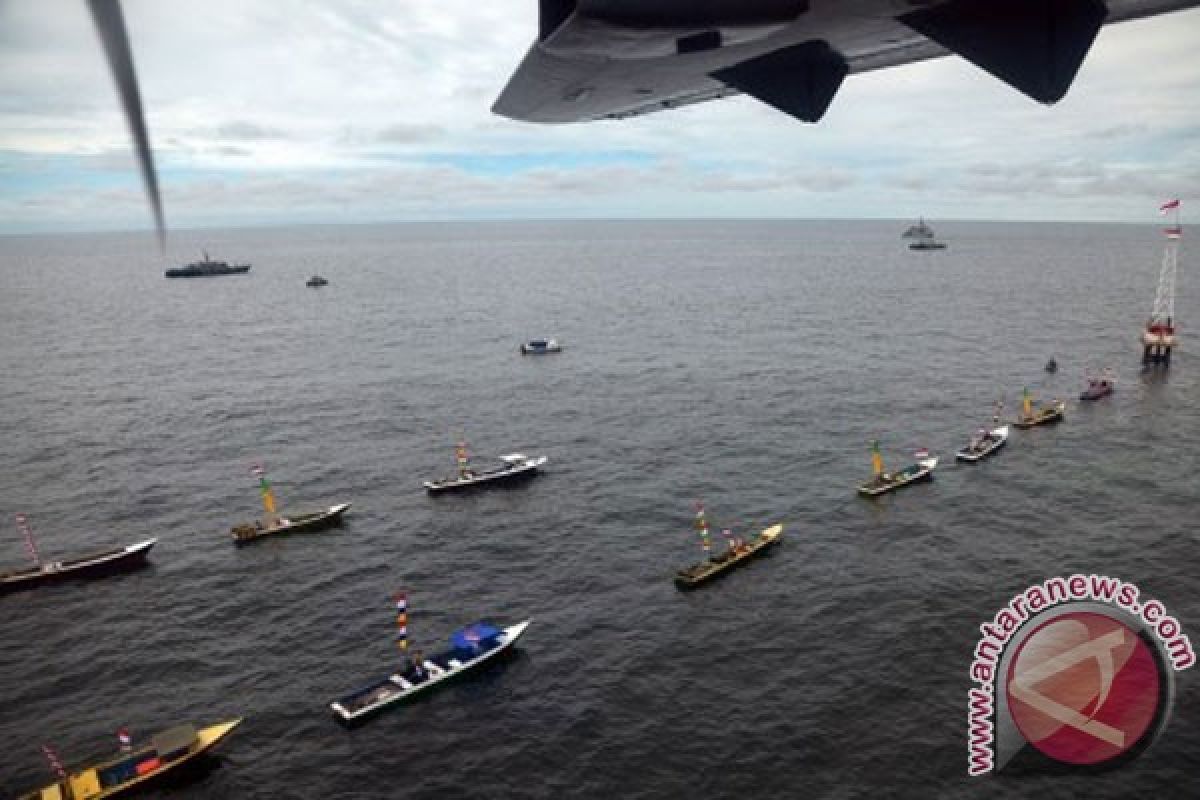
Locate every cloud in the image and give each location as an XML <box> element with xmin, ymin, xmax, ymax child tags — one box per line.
<box><xmin>375</xmin><ymin>123</ymin><xmax>446</xmax><ymax>144</ymax></box>
<box><xmin>213</xmin><ymin>121</ymin><xmax>288</xmax><ymax>141</ymax></box>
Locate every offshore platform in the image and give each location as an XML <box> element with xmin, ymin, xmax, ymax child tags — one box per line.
<box><xmin>1142</xmin><ymin>199</ymin><xmax>1182</xmax><ymax>367</ymax></box>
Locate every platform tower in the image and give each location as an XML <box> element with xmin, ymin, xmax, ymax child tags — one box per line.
<box><xmin>1143</xmin><ymin>200</ymin><xmax>1181</xmax><ymax>367</ymax></box>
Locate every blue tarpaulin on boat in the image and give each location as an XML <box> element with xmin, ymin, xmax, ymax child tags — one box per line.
<box><xmin>450</xmin><ymin>622</ymin><xmax>501</xmax><ymax>650</ymax></box>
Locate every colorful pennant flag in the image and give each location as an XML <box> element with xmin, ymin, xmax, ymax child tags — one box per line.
<box><xmin>252</xmin><ymin>463</ymin><xmax>276</xmax><ymax>515</ymax></box>
<box><xmin>1160</xmin><ymin>198</ymin><xmax>1181</xmax><ymax>213</ymax></box>
<box><xmin>455</xmin><ymin>440</ymin><xmax>470</xmax><ymax>478</ymax></box>
<box><xmin>693</xmin><ymin>502</ymin><xmax>711</xmax><ymax>552</ymax></box>
<box><xmin>42</xmin><ymin>744</ymin><xmax>66</xmax><ymax>780</ymax></box>
<box><xmin>395</xmin><ymin>592</ymin><xmax>408</xmax><ymax>652</ymax></box>
<box><xmin>15</xmin><ymin>513</ymin><xmax>39</xmax><ymax>566</ymax></box>
<box><xmin>721</xmin><ymin>528</ymin><xmax>735</xmax><ymax>551</ymax></box>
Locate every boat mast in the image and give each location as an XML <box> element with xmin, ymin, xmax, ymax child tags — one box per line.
<box><xmin>455</xmin><ymin>438</ymin><xmax>471</xmax><ymax>479</ymax></box>
<box><xmin>42</xmin><ymin>744</ymin><xmax>69</xmax><ymax>798</ymax></box>
<box><xmin>15</xmin><ymin>513</ymin><xmax>40</xmax><ymax>567</ymax></box>
<box><xmin>395</xmin><ymin>591</ymin><xmax>409</xmax><ymax>660</ymax></box>
<box><xmin>1144</xmin><ymin>200</ymin><xmax>1181</xmax><ymax>366</ymax></box>
<box><xmin>252</xmin><ymin>464</ymin><xmax>277</xmax><ymax>521</ymax></box>
<box><xmin>693</xmin><ymin>502</ymin><xmax>712</xmax><ymax>553</ymax></box>
<box><xmin>870</xmin><ymin>440</ymin><xmax>884</xmax><ymax>477</ymax></box>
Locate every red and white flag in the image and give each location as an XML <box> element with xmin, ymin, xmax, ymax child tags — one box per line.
<box><xmin>914</xmin><ymin>448</ymin><xmax>931</xmax><ymax>460</ymax></box>
<box><xmin>42</xmin><ymin>744</ymin><xmax>66</xmax><ymax>779</ymax></box>
<box><xmin>1160</xmin><ymin>199</ymin><xmax>1181</xmax><ymax>214</ymax></box>
<box><xmin>118</xmin><ymin>727</ymin><xmax>133</xmax><ymax>751</ymax></box>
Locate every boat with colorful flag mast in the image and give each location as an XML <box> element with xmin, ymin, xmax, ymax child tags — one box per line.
<box><xmin>229</xmin><ymin>464</ymin><xmax>350</xmax><ymax>544</ymax></box>
<box><xmin>423</xmin><ymin>438</ymin><xmax>547</xmax><ymax>493</ymax></box>
<box><xmin>1</xmin><ymin>513</ymin><xmax>156</xmax><ymax>595</ymax></box>
<box><xmin>1142</xmin><ymin>199</ymin><xmax>1182</xmax><ymax>367</ymax></box>
<box><xmin>16</xmin><ymin>718</ymin><xmax>241</xmax><ymax>799</ymax></box>
<box><xmin>857</xmin><ymin>441</ymin><xmax>938</xmax><ymax>496</ymax></box>
<box><xmin>330</xmin><ymin>591</ymin><xmax>531</xmax><ymax>724</ymax></box>
<box><xmin>673</xmin><ymin>502</ymin><xmax>782</xmax><ymax>589</ymax></box>
<box><xmin>1012</xmin><ymin>387</ymin><xmax>1065</xmax><ymax>429</ymax></box>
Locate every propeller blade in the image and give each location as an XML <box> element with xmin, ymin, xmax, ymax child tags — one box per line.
<box><xmin>86</xmin><ymin>0</ymin><xmax>165</xmax><ymax>249</ymax></box>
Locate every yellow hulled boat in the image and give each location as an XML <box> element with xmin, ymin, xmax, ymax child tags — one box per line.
<box><xmin>1012</xmin><ymin>387</ymin><xmax>1066</xmax><ymax>429</ymax></box>
<box><xmin>18</xmin><ymin>719</ymin><xmax>241</xmax><ymax>800</ymax></box>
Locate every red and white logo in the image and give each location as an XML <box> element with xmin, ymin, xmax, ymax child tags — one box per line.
<box><xmin>1005</xmin><ymin>611</ymin><xmax>1162</xmax><ymax>766</ymax></box>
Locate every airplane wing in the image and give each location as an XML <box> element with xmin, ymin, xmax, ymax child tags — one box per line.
<box><xmin>493</xmin><ymin>0</ymin><xmax>1200</xmax><ymax>124</ymax></box>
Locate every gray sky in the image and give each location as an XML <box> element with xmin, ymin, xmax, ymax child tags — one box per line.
<box><xmin>1</xmin><ymin>1</ymin><xmax>1198</xmax><ymax>233</ymax></box>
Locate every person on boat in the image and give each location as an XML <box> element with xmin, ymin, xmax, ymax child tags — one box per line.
<box><xmin>406</xmin><ymin>649</ymin><xmax>427</xmax><ymax>682</ymax></box>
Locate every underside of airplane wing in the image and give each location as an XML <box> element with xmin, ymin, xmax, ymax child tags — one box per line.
<box><xmin>493</xmin><ymin>0</ymin><xmax>1200</xmax><ymax>124</ymax></box>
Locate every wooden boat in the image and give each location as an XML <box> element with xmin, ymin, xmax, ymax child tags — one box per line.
<box><xmin>1013</xmin><ymin>394</ymin><xmax>1066</xmax><ymax>428</ymax></box>
<box><xmin>1079</xmin><ymin>368</ymin><xmax>1115</xmax><ymax>401</ymax></box>
<box><xmin>858</xmin><ymin>442</ymin><xmax>938</xmax><ymax>496</ymax></box>
<box><xmin>17</xmin><ymin>719</ymin><xmax>240</xmax><ymax>800</ymax></box>
<box><xmin>230</xmin><ymin>503</ymin><xmax>350</xmax><ymax>544</ymax></box>
<box><xmin>1</xmin><ymin>539</ymin><xmax>156</xmax><ymax>595</ymax></box>
<box><xmin>520</xmin><ymin>338</ymin><xmax>562</xmax><ymax>354</ymax></box>
<box><xmin>424</xmin><ymin>448</ymin><xmax>547</xmax><ymax>493</ymax></box>
<box><xmin>956</xmin><ymin>425</ymin><xmax>1009</xmax><ymax>463</ymax></box>
<box><xmin>232</xmin><ymin>464</ymin><xmax>349</xmax><ymax>543</ymax></box>
<box><xmin>674</xmin><ymin>523</ymin><xmax>782</xmax><ymax>590</ymax></box>
<box><xmin>858</xmin><ymin>458</ymin><xmax>938</xmax><ymax>495</ymax></box>
<box><xmin>331</xmin><ymin>619</ymin><xmax>531</xmax><ymax>725</ymax></box>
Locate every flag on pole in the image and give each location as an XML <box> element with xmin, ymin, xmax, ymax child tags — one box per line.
<box><xmin>1160</xmin><ymin>199</ymin><xmax>1181</xmax><ymax>213</ymax></box>
<box><xmin>117</xmin><ymin>727</ymin><xmax>132</xmax><ymax>752</ymax></box>
<box><xmin>914</xmin><ymin>448</ymin><xmax>930</xmax><ymax>460</ymax></box>
<box><xmin>693</xmin><ymin>502</ymin><xmax>711</xmax><ymax>552</ymax></box>
<box><xmin>455</xmin><ymin>440</ymin><xmax>470</xmax><ymax>478</ymax></box>
<box><xmin>15</xmin><ymin>513</ymin><xmax>39</xmax><ymax>566</ymax></box>
<box><xmin>870</xmin><ymin>440</ymin><xmax>884</xmax><ymax>477</ymax></box>
<box><xmin>252</xmin><ymin>463</ymin><xmax>276</xmax><ymax>515</ymax></box>
<box><xmin>721</xmin><ymin>528</ymin><xmax>735</xmax><ymax>551</ymax></box>
<box><xmin>42</xmin><ymin>744</ymin><xmax>66</xmax><ymax>780</ymax></box>
<box><xmin>395</xmin><ymin>592</ymin><xmax>408</xmax><ymax>651</ymax></box>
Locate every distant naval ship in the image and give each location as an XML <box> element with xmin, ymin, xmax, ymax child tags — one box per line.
<box><xmin>165</xmin><ymin>251</ymin><xmax>251</xmax><ymax>278</ymax></box>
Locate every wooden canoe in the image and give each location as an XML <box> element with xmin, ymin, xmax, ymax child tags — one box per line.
<box><xmin>1012</xmin><ymin>401</ymin><xmax>1066</xmax><ymax>429</ymax></box>
<box><xmin>424</xmin><ymin>456</ymin><xmax>546</xmax><ymax>493</ymax></box>
<box><xmin>674</xmin><ymin>524</ymin><xmax>782</xmax><ymax>589</ymax></box>
<box><xmin>330</xmin><ymin>620</ymin><xmax>531</xmax><ymax>725</ymax></box>
<box><xmin>0</xmin><ymin>539</ymin><xmax>156</xmax><ymax>595</ymax></box>
<box><xmin>230</xmin><ymin>503</ymin><xmax>350</xmax><ymax>544</ymax></box>
<box><xmin>858</xmin><ymin>457</ymin><xmax>939</xmax><ymax>496</ymax></box>
<box><xmin>17</xmin><ymin>719</ymin><xmax>240</xmax><ymax>800</ymax></box>
<box><xmin>955</xmin><ymin>426</ymin><xmax>1009</xmax><ymax>462</ymax></box>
